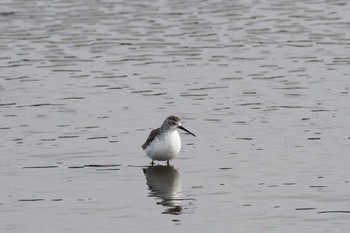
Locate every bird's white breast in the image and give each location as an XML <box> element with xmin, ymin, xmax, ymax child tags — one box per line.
<box><xmin>145</xmin><ymin>130</ymin><xmax>181</xmax><ymax>161</ymax></box>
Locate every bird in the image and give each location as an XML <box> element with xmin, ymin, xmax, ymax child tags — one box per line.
<box><xmin>142</xmin><ymin>115</ymin><xmax>196</xmax><ymax>165</ymax></box>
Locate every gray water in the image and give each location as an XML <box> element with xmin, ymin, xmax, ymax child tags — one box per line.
<box><xmin>1</xmin><ymin>0</ymin><xmax>350</xmax><ymax>232</ymax></box>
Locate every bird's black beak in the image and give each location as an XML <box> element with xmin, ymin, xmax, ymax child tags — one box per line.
<box><xmin>178</xmin><ymin>125</ymin><xmax>196</xmax><ymax>137</ymax></box>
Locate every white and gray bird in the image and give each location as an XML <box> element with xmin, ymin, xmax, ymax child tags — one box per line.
<box><xmin>142</xmin><ymin>116</ymin><xmax>196</xmax><ymax>165</ymax></box>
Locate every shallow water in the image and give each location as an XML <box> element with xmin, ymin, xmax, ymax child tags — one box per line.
<box><xmin>1</xmin><ymin>0</ymin><xmax>350</xmax><ymax>232</ymax></box>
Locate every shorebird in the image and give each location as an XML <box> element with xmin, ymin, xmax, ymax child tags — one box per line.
<box><xmin>142</xmin><ymin>116</ymin><xmax>196</xmax><ymax>165</ymax></box>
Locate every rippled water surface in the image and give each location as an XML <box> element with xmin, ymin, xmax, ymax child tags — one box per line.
<box><xmin>1</xmin><ymin>0</ymin><xmax>350</xmax><ymax>232</ymax></box>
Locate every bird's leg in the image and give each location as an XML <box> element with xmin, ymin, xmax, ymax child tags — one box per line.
<box><xmin>167</xmin><ymin>160</ymin><xmax>170</xmax><ymax>166</ymax></box>
<box><xmin>151</xmin><ymin>160</ymin><xmax>154</xmax><ymax>166</ymax></box>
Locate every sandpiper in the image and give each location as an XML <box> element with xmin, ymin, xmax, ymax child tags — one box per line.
<box><xmin>142</xmin><ymin>115</ymin><xmax>196</xmax><ymax>165</ymax></box>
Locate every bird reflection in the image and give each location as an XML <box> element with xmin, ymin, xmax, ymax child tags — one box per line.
<box><xmin>143</xmin><ymin>165</ymin><xmax>182</xmax><ymax>215</ymax></box>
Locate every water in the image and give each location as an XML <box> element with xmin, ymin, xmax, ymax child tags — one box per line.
<box><xmin>1</xmin><ymin>0</ymin><xmax>350</xmax><ymax>232</ymax></box>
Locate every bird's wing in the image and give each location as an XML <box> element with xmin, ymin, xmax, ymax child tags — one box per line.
<box><xmin>142</xmin><ymin>128</ymin><xmax>160</xmax><ymax>150</ymax></box>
